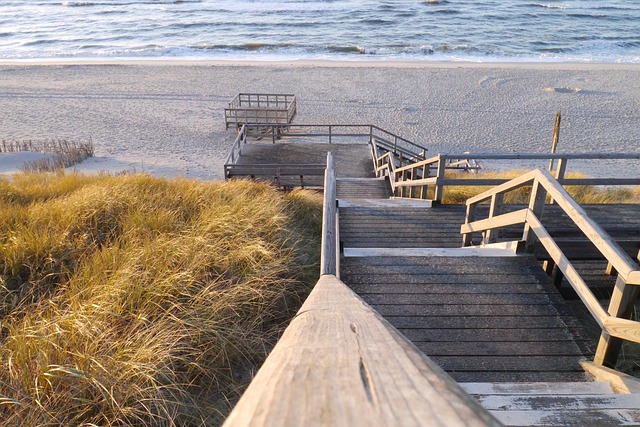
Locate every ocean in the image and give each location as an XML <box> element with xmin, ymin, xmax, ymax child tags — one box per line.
<box><xmin>1</xmin><ymin>0</ymin><xmax>639</xmax><ymax>62</ymax></box>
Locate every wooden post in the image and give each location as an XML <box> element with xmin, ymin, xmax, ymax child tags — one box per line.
<box><xmin>548</xmin><ymin>111</ymin><xmax>561</xmax><ymax>172</ymax></box>
<box><xmin>594</xmin><ymin>276</ymin><xmax>640</xmax><ymax>368</ymax></box>
<box><xmin>462</xmin><ymin>203</ymin><xmax>477</xmax><ymax>247</ymax></box>
<box><xmin>549</xmin><ymin>157</ymin><xmax>567</xmax><ymax>204</ymax></box>
<box><xmin>484</xmin><ymin>193</ymin><xmax>504</xmax><ymax>244</ymax></box>
<box><xmin>522</xmin><ymin>177</ymin><xmax>547</xmax><ymax>253</ymax></box>
<box><xmin>433</xmin><ymin>156</ymin><xmax>446</xmax><ymax>204</ymax></box>
<box><xmin>321</xmin><ymin>153</ymin><xmax>337</xmax><ymax>276</ymax></box>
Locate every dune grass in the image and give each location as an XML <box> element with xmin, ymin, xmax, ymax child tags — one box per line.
<box><xmin>437</xmin><ymin>170</ymin><xmax>640</xmax><ymax>205</ymax></box>
<box><xmin>0</xmin><ymin>173</ymin><xmax>322</xmax><ymax>426</ymax></box>
<box><xmin>1</xmin><ymin>139</ymin><xmax>95</xmax><ymax>172</ymax></box>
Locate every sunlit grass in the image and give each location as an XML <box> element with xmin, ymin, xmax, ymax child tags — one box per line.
<box><xmin>0</xmin><ymin>173</ymin><xmax>322</xmax><ymax>425</ymax></box>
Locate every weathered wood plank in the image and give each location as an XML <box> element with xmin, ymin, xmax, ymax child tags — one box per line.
<box><xmin>451</xmin><ymin>371</ymin><xmax>588</xmax><ymax>383</ymax></box>
<box><xmin>475</xmin><ymin>393</ymin><xmax>640</xmax><ymax>411</ymax></box>
<box><xmin>363</xmin><ymin>293</ymin><xmax>558</xmax><ymax>305</ymax></box>
<box><xmin>223</xmin><ymin>275</ymin><xmax>500</xmax><ymax>427</ymax></box>
<box><xmin>385</xmin><ymin>315</ymin><xmax>583</xmax><ymax>330</ymax></box>
<box><xmin>460</xmin><ymin>381</ymin><xmax>613</xmax><ymax>395</ymax></box>
<box><xmin>399</xmin><ymin>328</ymin><xmax>576</xmax><ymax>343</ymax></box>
<box><xmin>342</xmin><ymin>274</ymin><xmax>546</xmax><ymax>286</ymax></box>
<box><xmin>491</xmin><ymin>409</ymin><xmax>640</xmax><ymax>426</ymax></box>
<box><xmin>372</xmin><ymin>303</ymin><xmax>570</xmax><ymax>317</ymax></box>
<box><xmin>430</xmin><ymin>355</ymin><xmax>585</xmax><ymax>371</ymax></box>
<box><xmin>416</xmin><ymin>341</ymin><xmax>583</xmax><ymax>356</ymax></box>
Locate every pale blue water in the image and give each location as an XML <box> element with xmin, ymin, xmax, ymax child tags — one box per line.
<box><xmin>0</xmin><ymin>0</ymin><xmax>639</xmax><ymax>62</ymax></box>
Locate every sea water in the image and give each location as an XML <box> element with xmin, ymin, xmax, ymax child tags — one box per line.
<box><xmin>0</xmin><ymin>0</ymin><xmax>639</xmax><ymax>62</ymax></box>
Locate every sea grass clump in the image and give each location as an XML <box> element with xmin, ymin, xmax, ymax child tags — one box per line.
<box><xmin>0</xmin><ymin>173</ymin><xmax>322</xmax><ymax>426</ymax></box>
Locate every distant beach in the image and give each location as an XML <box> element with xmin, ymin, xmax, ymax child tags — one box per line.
<box><xmin>1</xmin><ymin>60</ymin><xmax>639</xmax><ymax>179</ymax></box>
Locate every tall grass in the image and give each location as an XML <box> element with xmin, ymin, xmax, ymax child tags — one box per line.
<box><xmin>0</xmin><ymin>173</ymin><xmax>322</xmax><ymax>425</ymax></box>
<box><xmin>0</xmin><ymin>139</ymin><xmax>94</xmax><ymax>172</ymax></box>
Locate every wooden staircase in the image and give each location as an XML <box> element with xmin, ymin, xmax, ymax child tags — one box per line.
<box><xmin>337</xmin><ymin>176</ymin><xmax>640</xmax><ymax>426</ymax></box>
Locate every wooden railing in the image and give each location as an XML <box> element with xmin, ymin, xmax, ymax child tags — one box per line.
<box><xmin>223</xmin><ymin>163</ymin><xmax>325</xmax><ymax>187</ymax></box>
<box><xmin>240</xmin><ymin>123</ymin><xmax>428</xmax><ymax>159</ymax></box>
<box><xmin>224</xmin><ymin>93</ymin><xmax>297</xmax><ymax>130</ymax></box>
<box><xmin>460</xmin><ymin>168</ymin><xmax>640</xmax><ymax>370</ymax></box>
<box><xmin>224</xmin><ymin>124</ymin><xmax>247</xmax><ymax>166</ymax></box>
<box><xmin>385</xmin><ymin>153</ymin><xmax>640</xmax><ymax>203</ymax></box>
<box><xmin>223</xmin><ymin>153</ymin><xmax>500</xmax><ymax>427</ymax></box>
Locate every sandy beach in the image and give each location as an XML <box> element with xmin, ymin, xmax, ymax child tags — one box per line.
<box><xmin>0</xmin><ymin>60</ymin><xmax>638</xmax><ymax>180</ymax></box>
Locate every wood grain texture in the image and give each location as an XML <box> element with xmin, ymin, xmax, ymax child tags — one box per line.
<box><xmin>222</xmin><ymin>275</ymin><xmax>500</xmax><ymax>427</ymax></box>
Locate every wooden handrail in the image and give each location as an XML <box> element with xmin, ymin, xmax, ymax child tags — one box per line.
<box><xmin>222</xmin><ymin>274</ymin><xmax>501</xmax><ymax>427</ymax></box>
<box><xmin>460</xmin><ymin>168</ymin><xmax>640</xmax><ymax>369</ymax></box>
<box><xmin>389</xmin><ymin>153</ymin><xmax>640</xmax><ymax>203</ymax></box>
<box><xmin>320</xmin><ymin>152</ymin><xmax>338</xmax><ymax>276</ymax></box>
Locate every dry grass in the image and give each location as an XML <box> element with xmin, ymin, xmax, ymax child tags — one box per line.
<box><xmin>0</xmin><ymin>139</ymin><xmax>94</xmax><ymax>172</ymax></box>
<box><xmin>0</xmin><ymin>173</ymin><xmax>322</xmax><ymax>426</ymax></box>
<box><xmin>438</xmin><ymin>170</ymin><xmax>640</xmax><ymax>204</ymax></box>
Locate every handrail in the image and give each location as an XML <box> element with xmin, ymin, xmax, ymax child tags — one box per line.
<box><xmin>460</xmin><ymin>168</ymin><xmax>640</xmax><ymax>370</ymax></box>
<box><xmin>223</xmin><ymin>124</ymin><xmax>247</xmax><ymax>167</ymax></box>
<box><xmin>223</xmin><ymin>151</ymin><xmax>500</xmax><ymax>426</ymax></box>
<box><xmin>238</xmin><ymin>123</ymin><xmax>429</xmax><ymax>158</ymax></box>
<box><xmin>390</xmin><ymin>152</ymin><xmax>640</xmax><ymax>203</ymax></box>
<box><xmin>320</xmin><ymin>152</ymin><xmax>338</xmax><ymax>276</ymax></box>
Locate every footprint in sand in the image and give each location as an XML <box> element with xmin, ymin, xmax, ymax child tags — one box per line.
<box><xmin>479</xmin><ymin>76</ymin><xmax>508</xmax><ymax>89</ymax></box>
<box><xmin>544</xmin><ymin>87</ymin><xmax>582</xmax><ymax>94</ymax></box>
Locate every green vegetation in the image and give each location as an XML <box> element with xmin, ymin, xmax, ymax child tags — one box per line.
<box><xmin>0</xmin><ymin>173</ymin><xmax>322</xmax><ymax>426</ymax></box>
<box><xmin>439</xmin><ymin>170</ymin><xmax>640</xmax><ymax>205</ymax></box>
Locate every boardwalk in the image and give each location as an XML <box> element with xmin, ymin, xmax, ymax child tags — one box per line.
<box><xmin>224</xmin><ymin>137</ymin><xmax>640</xmax><ymax>426</ymax></box>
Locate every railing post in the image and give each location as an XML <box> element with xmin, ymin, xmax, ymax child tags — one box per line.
<box><xmin>321</xmin><ymin>152</ymin><xmax>338</xmax><ymax>276</ymax></box>
<box><xmin>484</xmin><ymin>193</ymin><xmax>504</xmax><ymax>244</ymax></box>
<box><xmin>329</xmin><ymin>125</ymin><xmax>332</xmax><ymax>144</ymax></box>
<box><xmin>522</xmin><ymin>177</ymin><xmax>547</xmax><ymax>253</ymax></box>
<box><xmin>594</xmin><ymin>276</ymin><xmax>640</xmax><ymax>368</ymax></box>
<box><xmin>433</xmin><ymin>156</ymin><xmax>446</xmax><ymax>204</ymax></box>
<box><xmin>550</xmin><ymin>157</ymin><xmax>568</xmax><ymax>204</ymax></box>
<box><xmin>462</xmin><ymin>203</ymin><xmax>477</xmax><ymax>247</ymax></box>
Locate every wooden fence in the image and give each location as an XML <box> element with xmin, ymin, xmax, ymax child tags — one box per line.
<box><xmin>373</xmin><ymin>152</ymin><xmax>640</xmax><ymax>203</ymax></box>
<box><xmin>222</xmin><ymin>153</ymin><xmax>500</xmax><ymax>427</ymax></box>
<box><xmin>460</xmin><ymin>168</ymin><xmax>640</xmax><ymax>370</ymax></box>
<box><xmin>224</xmin><ymin>93</ymin><xmax>297</xmax><ymax>130</ymax></box>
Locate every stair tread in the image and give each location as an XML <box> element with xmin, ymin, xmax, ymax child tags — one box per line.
<box><xmin>476</xmin><ymin>393</ymin><xmax>640</xmax><ymax>410</ymax></box>
<box><xmin>492</xmin><ymin>408</ymin><xmax>640</xmax><ymax>426</ymax></box>
<box><xmin>460</xmin><ymin>382</ymin><xmax>614</xmax><ymax>395</ymax></box>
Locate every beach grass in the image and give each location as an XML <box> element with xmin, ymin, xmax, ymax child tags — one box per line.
<box><xmin>0</xmin><ymin>173</ymin><xmax>322</xmax><ymax>426</ymax></box>
<box><xmin>0</xmin><ymin>139</ymin><xmax>94</xmax><ymax>173</ymax></box>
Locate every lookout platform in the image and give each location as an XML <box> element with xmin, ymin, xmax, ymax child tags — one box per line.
<box><xmin>223</xmin><ymin>126</ymin><xmax>640</xmax><ymax>426</ymax></box>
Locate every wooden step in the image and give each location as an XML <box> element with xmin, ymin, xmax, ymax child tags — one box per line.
<box><xmin>340</xmin><ymin>255</ymin><xmax>591</xmax><ymax>383</ymax></box>
<box><xmin>336</xmin><ymin>177</ymin><xmax>391</xmax><ymax>200</ymax></box>
<box><xmin>460</xmin><ymin>382</ymin><xmax>640</xmax><ymax>426</ymax></box>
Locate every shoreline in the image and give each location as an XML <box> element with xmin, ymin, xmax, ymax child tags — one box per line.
<box><xmin>1</xmin><ymin>57</ymin><xmax>639</xmax><ymax>71</ymax></box>
<box><xmin>1</xmin><ymin>60</ymin><xmax>638</xmax><ymax>180</ymax></box>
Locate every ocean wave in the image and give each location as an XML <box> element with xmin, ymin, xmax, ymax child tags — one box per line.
<box><xmin>326</xmin><ymin>45</ymin><xmax>366</xmax><ymax>54</ymax></box>
<box><xmin>527</xmin><ymin>3</ymin><xmax>567</xmax><ymax>10</ymax></box>
<box><xmin>62</xmin><ymin>0</ymin><xmax>201</xmax><ymax>6</ymax></box>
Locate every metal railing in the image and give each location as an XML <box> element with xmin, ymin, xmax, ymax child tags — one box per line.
<box><xmin>460</xmin><ymin>168</ymin><xmax>640</xmax><ymax>370</ymax></box>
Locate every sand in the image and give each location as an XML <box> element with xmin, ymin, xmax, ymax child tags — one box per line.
<box><xmin>0</xmin><ymin>60</ymin><xmax>638</xmax><ymax>180</ymax></box>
